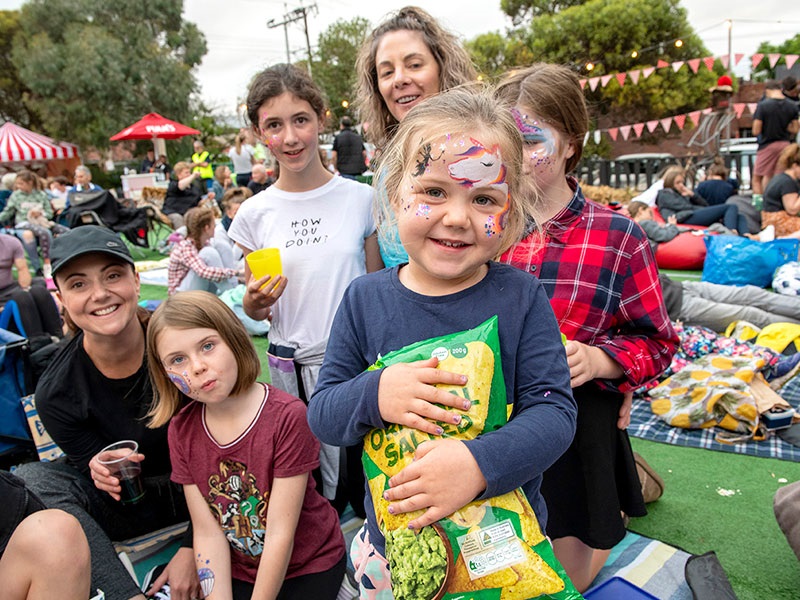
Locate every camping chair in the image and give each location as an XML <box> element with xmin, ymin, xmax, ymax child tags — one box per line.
<box><xmin>0</xmin><ymin>327</ymin><xmax>34</xmax><ymax>461</ymax></box>
<box><xmin>64</xmin><ymin>190</ymin><xmax>151</xmax><ymax>255</ymax></box>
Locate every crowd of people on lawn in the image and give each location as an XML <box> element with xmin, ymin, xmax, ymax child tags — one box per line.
<box><xmin>2</xmin><ymin>6</ymin><xmax>799</xmax><ymax>600</ymax></box>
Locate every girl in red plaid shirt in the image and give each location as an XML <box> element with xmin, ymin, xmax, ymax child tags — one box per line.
<box><xmin>497</xmin><ymin>63</ymin><xmax>679</xmax><ymax>592</ymax></box>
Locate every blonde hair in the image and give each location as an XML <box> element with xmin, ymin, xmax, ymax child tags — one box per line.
<box><xmin>173</xmin><ymin>161</ymin><xmax>191</xmax><ymax>176</ymax></box>
<box><xmin>355</xmin><ymin>6</ymin><xmax>477</xmax><ymax>150</ymax></box>
<box><xmin>662</xmin><ymin>166</ymin><xmax>685</xmax><ymax>190</ymax></box>
<box><xmin>146</xmin><ymin>291</ymin><xmax>260</xmax><ymax>428</ymax></box>
<box><xmin>496</xmin><ymin>63</ymin><xmax>589</xmax><ymax>175</ymax></box>
<box><xmin>627</xmin><ymin>201</ymin><xmax>650</xmax><ymax>219</ymax></box>
<box><xmin>378</xmin><ymin>86</ymin><xmax>535</xmax><ymax>255</ymax></box>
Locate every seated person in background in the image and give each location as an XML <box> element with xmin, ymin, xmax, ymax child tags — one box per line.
<box><xmin>628</xmin><ymin>200</ymin><xmax>692</xmax><ymax>252</ymax></box>
<box><xmin>246</xmin><ymin>163</ymin><xmax>273</xmax><ymax>195</ymax></box>
<box><xmin>167</xmin><ymin>206</ymin><xmax>240</xmax><ymax>295</ymax></box>
<box><xmin>46</xmin><ymin>176</ymin><xmax>70</xmax><ymax>214</ymax></box>
<box><xmin>162</xmin><ymin>161</ymin><xmax>213</xmax><ymax>229</ymax></box>
<box><xmin>762</xmin><ymin>143</ymin><xmax>800</xmax><ymax>237</ymax></box>
<box><xmin>659</xmin><ymin>272</ymin><xmax>800</xmax><ymax>333</ymax></box>
<box><xmin>210</xmin><ymin>164</ymin><xmax>233</xmax><ymax>210</ymax></box>
<box><xmin>153</xmin><ymin>154</ymin><xmax>172</xmax><ymax>179</ymax></box>
<box><xmin>140</xmin><ymin>149</ymin><xmax>156</xmax><ymax>173</ymax></box>
<box><xmin>0</xmin><ymin>172</ymin><xmax>15</xmax><ymax>209</ymax></box>
<box><xmin>0</xmin><ymin>233</ymin><xmax>62</xmax><ymax>343</ymax></box>
<box><xmin>696</xmin><ymin>160</ymin><xmax>737</xmax><ymax>205</ymax></box>
<box><xmin>0</xmin><ymin>471</ymin><xmax>91</xmax><ymax>600</ymax></box>
<box><xmin>656</xmin><ymin>166</ymin><xmax>748</xmax><ymax>234</ymax></box>
<box><xmin>215</xmin><ymin>186</ymin><xmax>252</xmax><ymax>267</ymax></box>
<box><xmin>65</xmin><ymin>165</ymin><xmax>101</xmax><ymax>209</ymax></box>
<box><xmin>0</xmin><ymin>170</ymin><xmax>69</xmax><ymax>280</ymax></box>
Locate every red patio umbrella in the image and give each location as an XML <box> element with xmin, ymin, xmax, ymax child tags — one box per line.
<box><xmin>110</xmin><ymin>112</ymin><xmax>200</xmax><ymax>141</ymax></box>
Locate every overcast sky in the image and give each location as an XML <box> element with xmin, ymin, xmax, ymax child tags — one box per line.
<box><xmin>1</xmin><ymin>0</ymin><xmax>797</xmax><ymax>117</ymax></box>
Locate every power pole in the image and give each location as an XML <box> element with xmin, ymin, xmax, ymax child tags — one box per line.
<box><xmin>267</xmin><ymin>3</ymin><xmax>317</xmax><ymax>76</ymax></box>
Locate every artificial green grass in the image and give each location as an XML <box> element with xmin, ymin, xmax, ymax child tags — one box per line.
<box><xmin>629</xmin><ymin>437</ymin><xmax>800</xmax><ymax>599</ymax></box>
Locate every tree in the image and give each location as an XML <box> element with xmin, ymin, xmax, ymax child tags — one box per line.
<box><xmin>755</xmin><ymin>33</ymin><xmax>800</xmax><ymax>79</ymax></box>
<box><xmin>465</xmin><ymin>32</ymin><xmax>534</xmax><ymax>79</ymax></box>
<box><xmin>0</xmin><ymin>10</ymin><xmax>43</xmax><ymax>129</ymax></box>
<box><xmin>500</xmin><ymin>0</ymin><xmax>586</xmax><ymax>25</ymax></box>
<box><xmin>523</xmin><ymin>0</ymin><xmax>715</xmax><ymax>128</ymax></box>
<box><xmin>11</xmin><ymin>0</ymin><xmax>207</xmax><ymax>149</ymax></box>
<box><xmin>313</xmin><ymin>17</ymin><xmax>371</xmax><ymax>127</ymax></box>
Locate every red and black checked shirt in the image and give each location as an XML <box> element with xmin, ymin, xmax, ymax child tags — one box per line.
<box><xmin>501</xmin><ymin>179</ymin><xmax>678</xmax><ymax>392</ymax></box>
<box><xmin>167</xmin><ymin>238</ymin><xmax>238</xmax><ymax>295</ymax></box>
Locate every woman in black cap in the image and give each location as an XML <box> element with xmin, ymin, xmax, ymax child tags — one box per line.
<box><xmin>15</xmin><ymin>226</ymin><xmax>200</xmax><ymax>600</ymax></box>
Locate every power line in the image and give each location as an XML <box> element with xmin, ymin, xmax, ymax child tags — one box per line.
<box><xmin>267</xmin><ymin>3</ymin><xmax>318</xmax><ymax>74</ymax></box>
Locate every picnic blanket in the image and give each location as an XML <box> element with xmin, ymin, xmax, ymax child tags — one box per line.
<box><xmin>592</xmin><ymin>531</ymin><xmax>691</xmax><ymax>600</ymax></box>
<box><xmin>629</xmin><ymin>398</ymin><xmax>800</xmax><ymax>461</ymax></box>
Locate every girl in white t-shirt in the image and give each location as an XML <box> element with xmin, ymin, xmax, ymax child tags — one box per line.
<box><xmin>228</xmin><ymin>63</ymin><xmax>383</xmax><ymax>502</ymax></box>
<box><xmin>227</xmin><ymin>131</ymin><xmax>255</xmax><ymax>187</ymax></box>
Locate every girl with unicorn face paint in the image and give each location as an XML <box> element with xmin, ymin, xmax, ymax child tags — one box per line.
<box><xmin>309</xmin><ymin>88</ymin><xmax>577</xmax><ymax>598</ymax></box>
<box><xmin>497</xmin><ymin>63</ymin><xmax>678</xmax><ymax>593</ymax></box>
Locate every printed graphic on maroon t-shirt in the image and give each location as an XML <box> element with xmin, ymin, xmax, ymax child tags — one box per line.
<box><xmin>207</xmin><ymin>459</ymin><xmax>268</xmax><ymax>559</ymax></box>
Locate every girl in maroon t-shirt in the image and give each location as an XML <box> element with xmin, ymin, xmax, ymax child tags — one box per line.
<box><xmin>147</xmin><ymin>291</ymin><xmax>345</xmax><ymax>600</ymax></box>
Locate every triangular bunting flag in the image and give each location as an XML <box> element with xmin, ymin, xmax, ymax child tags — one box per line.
<box><xmin>751</xmin><ymin>53</ymin><xmax>764</xmax><ymax>68</ymax></box>
<box><xmin>701</xmin><ymin>107</ymin><xmax>712</xmax><ymax>115</ymax></box>
<box><xmin>629</xmin><ymin>69</ymin><xmax>641</xmax><ymax>84</ymax></box>
<box><xmin>583</xmin><ymin>132</ymin><xmax>591</xmax><ymax>145</ymax></box>
<box><xmin>688</xmin><ymin>58</ymin><xmax>701</xmax><ymax>73</ymax></box>
<box><xmin>579</xmin><ymin>78</ymin><xmax>587</xmax><ymax>89</ymax></box>
<box><xmin>657</xmin><ymin>59</ymin><xmax>669</xmax><ymax>68</ymax></box>
<box><xmin>609</xmin><ymin>127</ymin><xmax>619</xmax><ymax>141</ymax></box>
<box><xmin>702</xmin><ymin>56</ymin><xmax>715</xmax><ymax>71</ymax></box>
<box><xmin>642</xmin><ymin>67</ymin><xmax>655</xmax><ymax>78</ymax></box>
<box><xmin>672</xmin><ymin>61</ymin><xmax>684</xmax><ymax>72</ymax></box>
<box><xmin>594</xmin><ymin>130</ymin><xmax>601</xmax><ymax>144</ymax></box>
<box><xmin>787</xmin><ymin>55</ymin><xmax>800</xmax><ymax>69</ymax></box>
<box><xmin>747</xmin><ymin>103</ymin><xmax>757</xmax><ymax>115</ymax></box>
<box><xmin>674</xmin><ymin>114</ymin><xmax>686</xmax><ymax>130</ymax></box>
<box><xmin>619</xmin><ymin>125</ymin><xmax>631</xmax><ymax>140</ymax></box>
<box><xmin>646</xmin><ymin>120</ymin><xmax>659</xmax><ymax>133</ymax></box>
<box><xmin>589</xmin><ymin>76</ymin><xmax>600</xmax><ymax>91</ymax></box>
<box><xmin>633</xmin><ymin>123</ymin><xmax>645</xmax><ymax>137</ymax></box>
<box><xmin>688</xmin><ymin>110</ymin><xmax>701</xmax><ymax>126</ymax></box>
<box><xmin>601</xmin><ymin>74</ymin><xmax>613</xmax><ymax>87</ymax></box>
<box><xmin>720</xmin><ymin>55</ymin><xmax>729</xmax><ymax>69</ymax></box>
<box><xmin>616</xmin><ymin>72</ymin><xmax>627</xmax><ymax>87</ymax></box>
<box><xmin>734</xmin><ymin>103</ymin><xmax>746</xmax><ymax>119</ymax></box>
<box><xmin>769</xmin><ymin>53</ymin><xmax>781</xmax><ymax>68</ymax></box>
<box><xmin>660</xmin><ymin>117</ymin><xmax>672</xmax><ymax>133</ymax></box>
<box><xmin>734</xmin><ymin>53</ymin><xmax>744</xmax><ymax>65</ymax></box>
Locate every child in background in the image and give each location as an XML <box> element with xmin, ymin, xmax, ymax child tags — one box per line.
<box><xmin>147</xmin><ymin>291</ymin><xmax>345</xmax><ymax>600</ymax></box>
<box><xmin>215</xmin><ymin>187</ymin><xmax>252</xmax><ymax>267</ymax></box>
<box><xmin>628</xmin><ymin>200</ymin><xmax>692</xmax><ymax>253</ymax></box>
<box><xmin>167</xmin><ymin>206</ymin><xmax>240</xmax><ymax>296</ymax></box>
<box><xmin>497</xmin><ymin>63</ymin><xmax>678</xmax><ymax>592</ymax></box>
<box><xmin>229</xmin><ymin>64</ymin><xmax>383</xmax><ymax>505</ymax></box>
<box><xmin>308</xmin><ymin>88</ymin><xmax>577</xmax><ymax>596</ymax></box>
<box><xmin>695</xmin><ymin>159</ymin><xmax>737</xmax><ymax>205</ymax></box>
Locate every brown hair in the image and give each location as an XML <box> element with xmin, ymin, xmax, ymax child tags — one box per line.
<box><xmin>146</xmin><ymin>291</ymin><xmax>260</xmax><ymax>428</ymax></box>
<box><xmin>214</xmin><ymin>165</ymin><xmax>230</xmax><ymax>184</ymax></box>
<box><xmin>246</xmin><ymin>64</ymin><xmax>326</xmax><ymax>132</ymax></box>
<box><xmin>355</xmin><ymin>6</ymin><xmax>476</xmax><ymax>149</ymax></box>
<box><xmin>496</xmin><ymin>63</ymin><xmax>589</xmax><ymax>175</ymax></box>
<box><xmin>778</xmin><ymin>143</ymin><xmax>800</xmax><ymax>171</ymax></box>
<box><xmin>184</xmin><ymin>206</ymin><xmax>215</xmax><ymax>250</ymax></box>
<box><xmin>662</xmin><ymin>166</ymin><xmax>685</xmax><ymax>190</ymax></box>
<box><xmin>378</xmin><ymin>86</ymin><xmax>536</xmax><ymax>255</ymax></box>
<box><xmin>221</xmin><ymin>186</ymin><xmax>252</xmax><ymax>212</ymax></box>
<box><xmin>627</xmin><ymin>201</ymin><xmax>651</xmax><ymax>219</ymax></box>
<box><xmin>15</xmin><ymin>169</ymin><xmax>43</xmax><ymax>191</ymax></box>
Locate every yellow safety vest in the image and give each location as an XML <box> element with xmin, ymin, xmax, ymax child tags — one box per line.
<box><xmin>192</xmin><ymin>151</ymin><xmax>214</xmax><ymax>179</ymax></box>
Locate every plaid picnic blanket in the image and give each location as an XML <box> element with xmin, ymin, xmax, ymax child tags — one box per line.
<box><xmin>629</xmin><ymin>397</ymin><xmax>800</xmax><ymax>462</ymax></box>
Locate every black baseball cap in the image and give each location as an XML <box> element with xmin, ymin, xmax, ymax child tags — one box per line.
<box><xmin>51</xmin><ymin>226</ymin><xmax>134</xmax><ymax>277</ymax></box>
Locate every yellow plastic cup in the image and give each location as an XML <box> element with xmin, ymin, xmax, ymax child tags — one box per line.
<box><xmin>246</xmin><ymin>248</ymin><xmax>282</xmax><ymax>280</ymax></box>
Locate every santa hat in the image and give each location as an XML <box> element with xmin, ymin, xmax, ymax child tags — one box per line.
<box><xmin>710</xmin><ymin>75</ymin><xmax>734</xmax><ymax>93</ymax></box>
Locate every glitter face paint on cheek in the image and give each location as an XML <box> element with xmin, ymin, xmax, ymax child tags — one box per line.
<box><xmin>415</xmin><ymin>203</ymin><xmax>431</xmax><ymax>218</ymax></box>
<box><xmin>484</xmin><ymin>199</ymin><xmax>510</xmax><ymax>237</ymax></box>
<box><xmin>167</xmin><ymin>371</ymin><xmax>191</xmax><ymax>395</ymax></box>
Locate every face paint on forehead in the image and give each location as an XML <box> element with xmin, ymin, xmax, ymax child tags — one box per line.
<box><xmin>447</xmin><ymin>138</ymin><xmax>509</xmax><ymax>196</ymax></box>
